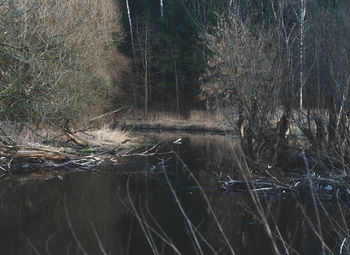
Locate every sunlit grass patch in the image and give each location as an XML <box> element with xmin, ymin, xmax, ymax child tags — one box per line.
<box><xmin>80</xmin><ymin>125</ymin><xmax>130</xmax><ymax>147</ymax></box>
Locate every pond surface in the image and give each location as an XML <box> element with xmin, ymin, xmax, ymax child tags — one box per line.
<box><xmin>0</xmin><ymin>131</ymin><xmax>349</xmax><ymax>254</ymax></box>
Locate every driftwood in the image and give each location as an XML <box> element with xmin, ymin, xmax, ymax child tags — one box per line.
<box><xmin>0</xmin><ymin>145</ymin><xmax>68</xmax><ymax>160</ymax></box>
<box><xmin>122</xmin><ymin>142</ymin><xmax>160</xmax><ymax>157</ymax></box>
<box><xmin>218</xmin><ymin>179</ymin><xmax>291</xmax><ymax>193</ymax></box>
<box><xmin>53</xmin><ymin>125</ymin><xmax>88</xmax><ymax>147</ymax></box>
<box><xmin>0</xmin><ymin>145</ymin><xmax>104</xmax><ymax>178</ymax></box>
<box><xmin>88</xmin><ymin>106</ymin><xmax>125</xmax><ymax>122</ymax></box>
<box><xmin>218</xmin><ymin>177</ymin><xmax>350</xmax><ymax>199</ymax></box>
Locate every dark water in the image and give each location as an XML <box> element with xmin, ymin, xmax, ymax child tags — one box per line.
<box><xmin>0</xmin><ymin>132</ymin><xmax>349</xmax><ymax>255</ymax></box>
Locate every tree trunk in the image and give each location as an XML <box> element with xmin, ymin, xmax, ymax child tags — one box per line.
<box><xmin>315</xmin><ymin>116</ymin><xmax>325</xmax><ymax>151</ymax></box>
<box><xmin>328</xmin><ymin>96</ymin><xmax>336</xmax><ymax>147</ymax></box>
<box><xmin>237</xmin><ymin>100</ymin><xmax>244</xmax><ymax>139</ymax></box>
<box><xmin>274</xmin><ymin>114</ymin><xmax>290</xmax><ymax>162</ymax></box>
<box><xmin>144</xmin><ymin>22</ymin><xmax>149</xmax><ymax>118</ymax></box>
<box><xmin>160</xmin><ymin>0</ymin><xmax>164</xmax><ymax>17</ymax></box>
<box><xmin>125</xmin><ymin>0</ymin><xmax>137</xmax><ymax>112</ymax></box>
<box><xmin>299</xmin><ymin>0</ymin><xmax>306</xmax><ymax>109</ymax></box>
<box><xmin>171</xmin><ymin>47</ymin><xmax>179</xmax><ymax>113</ymax></box>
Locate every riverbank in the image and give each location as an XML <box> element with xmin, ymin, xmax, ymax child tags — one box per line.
<box><xmin>116</xmin><ymin>109</ymin><xmax>236</xmax><ymax>134</ymax></box>
<box><xmin>0</xmin><ymin>123</ymin><xmax>347</xmax><ymax>255</ymax></box>
<box><xmin>116</xmin><ymin>120</ymin><xmax>235</xmax><ymax>133</ymax></box>
<box><xmin>0</xmin><ymin>123</ymin><xmax>149</xmax><ymax>179</ymax></box>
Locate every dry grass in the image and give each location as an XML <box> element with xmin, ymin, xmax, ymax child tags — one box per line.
<box><xmin>121</xmin><ymin>109</ymin><xmax>233</xmax><ymax>130</ymax></box>
<box><xmin>0</xmin><ymin>122</ymin><xmax>53</xmax><ymax>145</ymax></box>
<box><xmin>79</xmin><ymin>126</ymin><xmax>130</xmax><ymax>147</ymax></box>
<box><xmin>130</xmin><ymin>109</ymin><xmax>227</xmax><ymax>121</ymax></box>
<box><xmin>0</xmin><ymin>122</ymin><xmax>136</xmax><ymax>152</ymax></box>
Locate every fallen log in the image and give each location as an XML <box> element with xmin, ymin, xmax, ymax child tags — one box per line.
<box><xmin>0</xmin><ymin>143</ymin><xmax>105</xmax><ymax>179</ymax></box>
<box><xmin>88</xmin><ymin>106</ymin><xmax>125</xmax><ymax>122</ymax></box>
<box><xmin>14</xmin><ymin>150</ymin><xmax>68</xmax><ymax>161</ymax></box>
<box><xmin>217</xmin><ymin>177</ymin><xmax>350</xmax><ymax>200</ymax></box>
<box><xmin>0</xmin><ymin>145</ymin><xmax>69</xmax><ymax>161</ymax></box>
<box><xmin>0</xmin><ymin>144</ymin><xmax>64</xmax><ymax>154</ymax></box>
<box><xmin>218</xmin><ymin>180</ymin><xmax>291</xmax><ymax>192</ymax></box>
<box><xmin>52</xmin><ymin>124</ymin><xmax>88</xmax><ymax>147</ymax></box>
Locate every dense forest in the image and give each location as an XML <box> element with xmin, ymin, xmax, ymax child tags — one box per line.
<box><xmin>119</xmin><ymin>0</ymin><xmax>209</xmax><ymax>113</ymax></box>
<box><xmin>120</xmin><ymin>0</ymin><xmax>350</xmax><ymax>171</ymax></box>
<box><xmin>120</xmin><ymin>0</ymin><xmax>349</xmax><ymax>114</ymax></box>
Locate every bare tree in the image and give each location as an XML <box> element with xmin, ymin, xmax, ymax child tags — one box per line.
<box><xmin>125</xmin><ymin>0</ymin><xmax>138</xmax><ymax>111</ymax></box>
<box><xmin>299</xmin><ymin>0</ymin><xmax>306</xmax><ymax>109</ymax></box>
<box><xmin>201</xmin><ymin>0</ymin><xmax>350</xmax><ymax>172</ymax></box>
<box><xmin>0</xmin><ymin>0</ymin><xmax>128</xmax><ymax>127</ymax></box>
<box><xmin>135</xmin><ymin>19</ymin><xmax>153</xmax><ymax>117</ymax></box>
<box><xmin>170</xmin><ymin>45</ymin><xmax>180</xmax><ymax>113</ymax></box>
<box><xmin>160</xmin><ymin>0</ymin><xmax>164</xmax><ymax>17</ymax></box>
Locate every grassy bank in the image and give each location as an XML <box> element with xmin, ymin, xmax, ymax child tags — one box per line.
<box><xmin>0</xmin><ymin>122</ymin><xmax>148</xmax><ymax>179</ymax></box>
<box><xmin>116</xmin><ymin>110</ymin><xmax>235</xmax><ymax>133</ymax></box>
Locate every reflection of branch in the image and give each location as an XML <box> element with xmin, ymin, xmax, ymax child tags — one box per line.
<box><xmin>138</xmin><ymin>196</ymin><xmax>159</xmax><ymax>253</ymax></box>
<box><xmin>162</xmin><ymin>165</ymin><xmax>204</xmax><ymax>255</ymax></box>
<box><xmin>173</xmin><ymin>153</ymin><xmax>237</xmax><ymax>255</ymax></box>
<box><xmin>126</xmin><ymin>177</ymin><xmax>160</xmax><ymax>255</ymax></box>
<box><xmin>340</xmin><ymin>238</ymin><xmax>348</xmax><ymax>255</ymax></box>
<box><xmin>63</xmin><ymin>194</ymin><xmax>88</xmax><ymax>255</ymax></box>
<box><xmin>45</xmin><ymin>234</ymin><xmax>55</xmax><ymax>255</ymax></box>
<box><xmin>298</xmin><ymin>205</ymin><xmax>333</xmax><ymax>254</ymax></box>
<box><xmin>123</xmin><ymin>177</ymin><xmax>182</xmax><ymax>254</ymax></box>
<box><xmin>91</xmin><ymin>222</ymin><xmax>108</xmax><ymax>255</ymax></box>
<box><xmin>140</xmin><ymin>142</ymin><xmax>160</xmax><ymax>154</ymax></box>
<box><xmin>66</xmin><ymin>243</ymin><xmax>72</xmax><ymax>255</ymax></box>
<box><xmin>122</xmin><ymin>158</ymin><xmax>218</xmax><ymax>254</ymax></box>
<box><xmin>122</xmin><ymin>142</ymin><xmax>169</xmax><ymax>157</ymax></box>
<box><xmin>27</xmin><ymin>238</ymin><xmax>41</xmax><ymax>255</ymax></box>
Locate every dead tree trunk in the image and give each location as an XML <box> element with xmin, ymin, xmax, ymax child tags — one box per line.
<box><xmin>160</xmin><ymin>0</ymin><xmax>164</xmax><ymax>17</ymax></box>
<box><xmin>328</xmin><ymin>96</ymin><xmax>336</xmax><ymax>147</ymax></box>
<box><xmin>125</xmin><ymin>0</ymin><xmax>137</xmax><ymax>112</ymax></box>
<box><xmin>144</xmin><ymin>22</ymin><xmax>149</xmax><ymax>118</ymax></box>
<box><xmin>299</xmin><ymin>0</ymin><xmax>306</xmax><ymax>109</ymax></box>
<box><xmin>171</xmin><ymin>47</ymin><xmax>179</xmax><ymax>113</ymax></box>
<box><xmin>237</xmin><ymin>99</ymin><xmax>244</xmax><ymax>139</ymax></box>
<box><xmin>52</xmin><ymin>123</ymin><xmax>88</xmax><ymax>147</ymax></box>
<box><xmin>274</xmin><ymin>114</ymin><xmax>290</xmax><ymax>162</ymax></box>
<box><xmin>315</xmin><ymin>116</ymin><xmax>325</xmax><ymax>151</ymax></box>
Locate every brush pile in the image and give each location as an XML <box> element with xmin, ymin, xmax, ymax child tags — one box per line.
<box><xmin>218</xmin><ymin>176</ymin><xmax>350</xmax><ymax>200</ymax></box>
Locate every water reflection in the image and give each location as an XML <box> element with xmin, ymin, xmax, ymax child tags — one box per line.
<box><xmin>0</xmin><ymin>131</ymin><xmax>348</xmax><ymax>254</ymax></box>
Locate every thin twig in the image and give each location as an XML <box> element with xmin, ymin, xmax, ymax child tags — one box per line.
<box><xmin>126</xmin><ymin>177</ymin><xmax>160</xmax><ymax>255</ymax></box>
<box><xmin>91</xmin><ymin>222</ymin><xmax>108</xmax><ymax>255</ymax></box>
<box><xmin>340</xmin><ymin>238</ymin><xmax>347</xmax><ymax>255</ymax></box>
<box><xmin>63</xmin><ymin>194</ymin><xmax>88</xmax><ymax>255</ymax></box>
<box><xmin>162</xmin><ymin>164</ymin><xmax>204</xmax><ymax>255</ymax></box>
<box><xmin>27</xmin><ymin>238</ymin><xmax>41</xmax><ymax>255</ymax></box>
<box><xmin>173</xmin><ymin>153</ymin><xmax>236</xmax><ymax>255</ymax></box>
<box><xmin>120</xmin><ymin>178</ymin><xmax>182</xmax><ymax>255</ymax></box>
<box><xmin>45</xmin><ymin>234</ymin><xmax>55</xmax><ymax>255</ymax></box>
